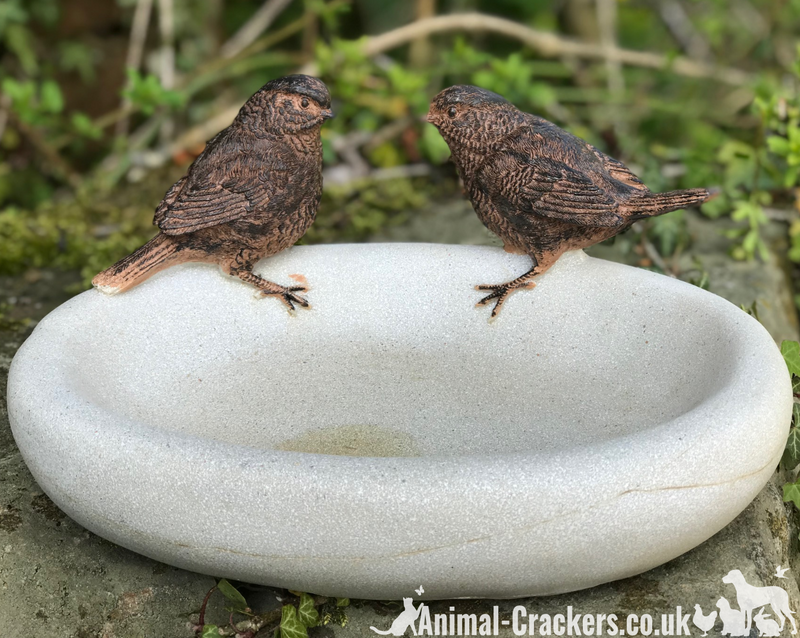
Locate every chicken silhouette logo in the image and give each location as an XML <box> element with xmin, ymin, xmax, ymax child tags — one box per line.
<box><xmin>693</xmin><ymin>568</ymin><xmax>798</xmax><ymax>636</ymax></box>
<box><xmin>692</xmin><ymin>603</ymin><xmax>717</xmax><ymax>636</ymax></box>
<box><xmin>370</xmin><ymin>591</ymin><xmax>425</xmax><ymax>636</ymax></box>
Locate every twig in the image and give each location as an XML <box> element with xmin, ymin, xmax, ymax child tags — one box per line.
<box><xmin>157</xmin><ymin>0</ymin><xmax>176</xmax><ymax>144</ymax></box>
<box><xmin>596</xmin><ymin>0</ymin><xmax>625</xmax><ymax>135</ymax></box>
<box><xmin>96</xmin><ymin>113</ymin><xmax>165</xmax><ymax>185</ymax></box>
<box><xmin>54</xmin><ymin>0</ymin><xmax>349</xmax><ymax>153</ymax></box>
<box><xmin>763</xmin><ymin>207</ymin><xmax>799</xmax><ymax>222</ymax></box>
<box><xmin>409</xmin><ymin>0</ymin><xmax>437</xmax><ymax>68</ymax></box>
<box><xmin>197</xmin><ymin>585</ymin><xmax>217</xmax><ymax>629</ymax></box>
<box><xmin>300</xmin><ymin>12</ymin><xmax>753</xmax><ymax>86</ymax></box>
<box><xmin>167</xmin><ymin>105</ymin><xmax>241</xmax><ymax>156</ymax></box>
<box><xmin>371</xmin><ymin>164</ymin><xmax>432</xmax><ymax>180</ymax></box>
<box><xmin>0</xmin><ymin>93</ymin><xmax>11</xmax><ymax>143</ymax></box>
<box><xmin>220</xmin><ymin>0</ymin><xmax>295</xmax><ymax>59</ymax></box>
<box><xmin>632</xmin><ymin>221</ymin><xmax>676</xmax><ymax>277</ymax></box>
<box><xmin>117</xmin><ymin>0</ymin><xmax>155</xmax><ymax>137</ymax></box>
<box><xmin>596</xmin><ymin>0</ymin><xmax>624</xmax><ymax>98</ymax></box>
<box><xmin>301</xmin><ymin>3</ymin><xmax>319</xmax><ymax>59</ymax></box>
<box><xmin>732</xmin><ymin>0</ymin><xmax>769</xmax><ymax>39</ymax></box>
<box><xmin>197</xmin><ymin>608</ymin><xmax>282</xmax><ymax>637</ymax></box>
<box><xmin>657</xmin><ymin>0</ymin><xmax>711</xmax><ymax>61</ymax></box>
<box><xmin>642</xmin><ymin>237</ymin><xmax>675</xmax><ymax>276</ymax></box>
<box><xmin>7</xmin><ymin>109</ymin><xmax>81</xmax><ymax>187</ymax></box>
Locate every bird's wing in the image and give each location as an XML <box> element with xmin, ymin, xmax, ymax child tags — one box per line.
<box><xmin>589</xmin><ymin>145</ymin><xmax>649</xmax><ymax>192</ymax></box>
<box><xmin>505</xmin><ymin>155</ymin><xmax>624</xmax><ymax>228</ymax></box>
<box><xmin>154</xmin><ymin>131</ymin><xmax>288</xmax><ymax>235</ymax></box>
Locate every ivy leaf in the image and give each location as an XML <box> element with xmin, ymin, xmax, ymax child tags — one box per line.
<box><xmin>5</xmin><ymin>24</ymin><xmax>37</xmax><ymax>75</ymax></box>
<box><xmin>71</xmin><ymin>112</ymin><xmax>102</xmax><ymax>140</ymax></box>
<box><xmin>785</xmin><ymin>165</ymin><xmax>800</xmax><ymax>189</ymax></box>
<box><xmin>767</xmin><ymin>135</ymin><xmax>791</xmax><ymax>156</ymax></box>
<box><xmin>40</xmin><ymin>80</ymin><xmax>64</xmax><ymax>114</ymax></box>
<box><xmin>122</xmin><ymin>69</ymin><xmax>185</xmax><ymax>115</ymax></box>
<box><xmin>336</xmin><ymin>598</ymin><xmax>350</xmax><ymax>608</ymax></box>
<box><xmin>783</xmin><ymin>480</ymin><xmax>800</xmax><ymax>510</ymax></box>
<box><xmin>298</xmin><ymin>593</ymin><xmax>319</xmax><ymax>628</ymax></box>
<box><xmin>280</xmin><ymin>604</ymin><xmax>309</xmax><ymax>638</ymax></box>
<box><xmin>201</xmin><ymin>624</ymin><xmax>220</xmax><ymax>638</ymax></box>
<box><xmin>420</xmin><ymin>124</ymin><xmax>450</xmax><ymax>165</ymax></box>
<box><xmin>781</xmin><ymin>341</ymin><xmax>800</xmax><ymax>377</ymax></box>
<box><xmin>783</xmin><ymin>426</ymin><xmax>800</xmax><ymax>469</ymax></box>
<box><xmin>217</xmin><ymin>579</ymin><xmax>248</xmax><ymax>613</ymax></box>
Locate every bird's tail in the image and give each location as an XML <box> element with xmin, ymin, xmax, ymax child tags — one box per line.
<box><xmin>92</xmin><ymin>233</ymin><xmax>183</xmax><ymax>294</ymax></box>
<box><xmin>622</xmin><ymin>187</ymin><xmax>718</xmax><ymax>220</ymax></box>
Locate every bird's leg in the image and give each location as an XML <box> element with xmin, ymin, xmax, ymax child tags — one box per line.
<box><xmin>224</xmin><ymin>256</ymin><xmax>309</xmax><ymax>311</ymax></box>
<box><xmin>476</xmin><ymin>251</ymin><xmax>561</xmax><ymax>318</ymax></box>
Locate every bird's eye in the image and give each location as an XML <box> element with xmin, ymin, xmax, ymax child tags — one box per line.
<box><xmin>301</xmin><ymin>98</ymin><xmax>309</xmax><ymax>108</ymax></box>
<box><xmin>447</xmin><ymin>106</ymin><xmax>457</xmax><ymax>118</ymax></box>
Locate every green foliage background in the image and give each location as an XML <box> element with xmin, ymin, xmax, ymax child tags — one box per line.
<box><xmin>1</xmin><ymin>0</ymin><xmax>799</xmax><ymax>286</ymax></box>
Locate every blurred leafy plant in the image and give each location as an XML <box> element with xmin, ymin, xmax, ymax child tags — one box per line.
<box><xmin>122</xmin><ymin>69</ymin><xmax>186</xmax><ymax>116</ymax></box>
<box><xmin>194</xmin><ymin>579</ymin><xmax>348</xmax><ymax>638</ymax></box>
<box><xmin>780</xmin><ymin>340</ymin><xmax>800</xmax><ymax>513</ymax></box>
<box><xmin>2</xmin><ymin>0</ymin><xmax>800</xmax><ymax>280</ymax></box>
<box><xmin>700</xmin><ymin>47</ymin><xmax>800</xmax><ymax>262</ymax></box>
<box><xmin>1</xmin><ymin>77</ymin><xmax>64</xmax><ymax>125</ymax></box>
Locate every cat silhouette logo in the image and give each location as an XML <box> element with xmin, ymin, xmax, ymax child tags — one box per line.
<box><xmin>370</xmin><ymin>589</ymin><xmax>425</xmax><ymax>636</ymax></box>
<box><xmin>692</xmin><ymin>568</ymin><xmax>797</xmax><ymax>636</ymax></box>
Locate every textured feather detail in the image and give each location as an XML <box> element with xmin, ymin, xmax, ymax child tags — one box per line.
<box><xmin>590</xmin><ymin>145</ymin><xmax>649</xmax><ymax>192</ymax></box>
<box><xmin>622</xmin><ymin>188</ymin><xmax>712</xmax><ymax>218</ymax></box>
<box><xmin>92</xmin><ymin>233</ymin><xmax>182</xmax><ymax>294</ymax></box>
<box><xmin>512</xmin><ymin>157</ymin><xmax>623</xmax><ymax>228</ymax></box>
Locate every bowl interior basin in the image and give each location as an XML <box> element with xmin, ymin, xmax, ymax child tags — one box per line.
<box><xmin>55</xmin><ymin>245</ymin><xmax>736</xmax><ymax>458</ymax></box>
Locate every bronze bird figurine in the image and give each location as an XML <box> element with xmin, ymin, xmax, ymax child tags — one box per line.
<box><xmin>427</xmin><ymin>85</ymin><xmax>715</xmax><ymax>318</ymax></box>
<box><xmin>93</xmin><ymin>74</ymin><xmax>333</xmax><ymax>310</ymax></box>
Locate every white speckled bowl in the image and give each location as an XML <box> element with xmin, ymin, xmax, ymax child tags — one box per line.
<box><xmin>7</xmin><ymin>245</ymin><xmax>792</xmax><ymax>599</ymax></box>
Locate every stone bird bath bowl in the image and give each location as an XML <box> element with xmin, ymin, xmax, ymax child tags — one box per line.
<box><xmin>7</xmin><ymin>244</ymin><xmax>792</xmax><ymax>600</ymax></box>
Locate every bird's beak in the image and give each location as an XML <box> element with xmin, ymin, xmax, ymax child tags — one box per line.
<box><xmin>321</xmin><ymin>109</ymin><xmax>335</xmax><ymax>120</ymax></box>
<box><xmin>425</xmin><ymin>111</ymin><xmax>435</xmax><ymax>123</ymax></box>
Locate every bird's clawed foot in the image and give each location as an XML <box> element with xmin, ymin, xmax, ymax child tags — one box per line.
<box><xmin>260</xmin><ymin>284</ymin><xmax>309</xmax><ymax>311</ymax></box>
<box><xmin>475</xmin><ymin>281</ymin><xmax>536</xmax><ymax>318</ymax></box>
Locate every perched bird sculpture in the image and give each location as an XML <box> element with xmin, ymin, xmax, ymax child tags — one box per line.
<box><xmin>93</xmin><ymin>74</ymin><xmax>333</xmax><ymax>310</ymax></box>
<box><xmin>427</xmin><ymin>85</ymin><xmax>716</xmax><ymax>318</ymax></box>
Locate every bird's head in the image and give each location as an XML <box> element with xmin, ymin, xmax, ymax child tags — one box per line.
<box><xmin>426</xmin><ymin>85</ymin><xmax>525</xmax><ymax>153</ymax></box>
<box><xmin>239</xmin><ymin>74</ymin><xmax>333</xmax><ymax>135</ymax></box>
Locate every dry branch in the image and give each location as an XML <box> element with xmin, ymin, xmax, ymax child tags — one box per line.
<box><xmin>220</xmin><ymin>0</ymin><xmax>295</xmax><ymax>59</ymax></box>
<box><xmin>658</xmin><ymin>0</ymin><xmax>711</xmax><ymax>61</ymax></box>
<box><xmin>174</xmin><ymin>9</ymin><xmax>754</xmax><ymax>161</ymax></box>
<box><xmin>596</xmin><ymin>0</ymin><xmax>624</xmax><ymax>97</ymax></box>
<box><xmin>300</xmin><ymin>12</ymin><xmax>752</xmax><ymax>86</ymax></box>
<box><xmin>157</xmin><ymin>0</ymin><xmax>176</xmax><ymax>143</ymax></box>
<box><xmin>7</xmin><ymin>109</ymin><xmax>81</xmax><ymax>187</ymax></box>
<box><xmin>117</xmin><ymin>0</ymin><xmax>155</xmax><ymax>137</ymax></box>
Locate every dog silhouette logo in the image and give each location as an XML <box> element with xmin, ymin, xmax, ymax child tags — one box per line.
<box><xmin>691</xmin><ymin>568</ymin><xmax>797</xmax><ymax>636</ymax></box>
<box><xmin>722</xmin><ymin>569</ymin><xmax>797</xmax><ymax>635</ymax></box>
<box><xmin>370</xmin><ymin>593</ymin><xmax>425</xmax><ymax>636</ymax></box>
